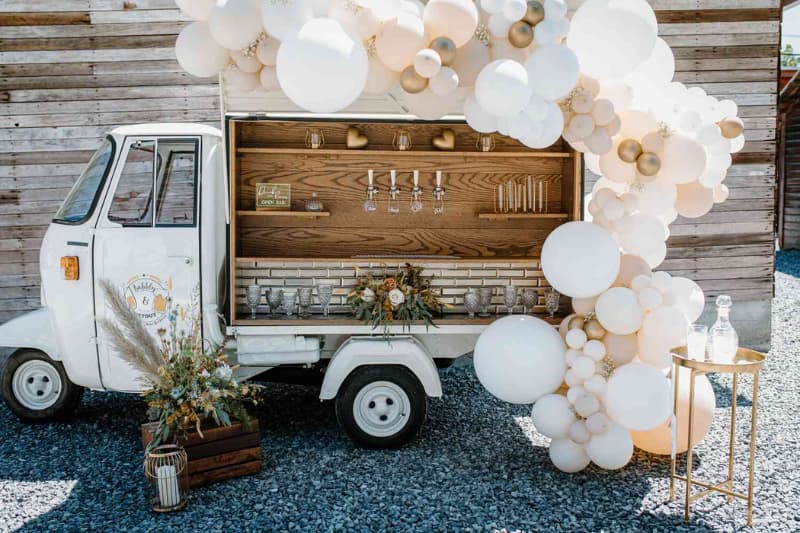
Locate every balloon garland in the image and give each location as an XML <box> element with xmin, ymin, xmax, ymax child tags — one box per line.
<box><xmin>173</xmin><ymin>0</ymin><xmax>741</xmax><ymax>473</ymax></box>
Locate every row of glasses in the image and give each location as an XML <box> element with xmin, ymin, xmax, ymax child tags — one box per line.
<box><xmin>245</xmin><ymin>284</ymin><xmax>335</xmax><ymax>319</ymax></box>
<box><xmin>462</xmin><ymin>286</ymin><xmax>560</xmax><ymax>318</ymax></box>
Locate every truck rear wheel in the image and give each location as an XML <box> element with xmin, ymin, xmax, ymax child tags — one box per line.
<box><xmin>335</xmin><ymin>365</ymin><xmax>427</xmax><ymax>449</ymax></box>
<box><xmin>1</xmin><ymin>349</ymin><xmax>83</xmax><ymax>422</ymax></box>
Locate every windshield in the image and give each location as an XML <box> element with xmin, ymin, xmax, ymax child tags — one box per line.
<box><xmin>53</xmin><ymin>137</ymin><xmax>115</xmax><ymax>224</ymax></box>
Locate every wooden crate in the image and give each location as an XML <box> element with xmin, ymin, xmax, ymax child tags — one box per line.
<box><xmin>141</xmin><ymin>418</ymin><xmax>263</xmax><ymax>488</ymax></box>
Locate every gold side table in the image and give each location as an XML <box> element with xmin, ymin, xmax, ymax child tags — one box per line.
<box><xmin>669</xmin><ymin>346</ymin><xmax>765</xmax><ymax>526</ymax></box>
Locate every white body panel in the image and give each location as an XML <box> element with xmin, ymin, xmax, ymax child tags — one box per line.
<box><xmin>0</xmin><ymin>309</ymin><xmax>60</xmax><ymax>360</ymax></box>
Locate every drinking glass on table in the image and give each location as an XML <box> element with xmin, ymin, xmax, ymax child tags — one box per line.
<box><xmin>267</xmin><ymin>289</ymin><xmax>283</xmax><ymax>318</ymax></box>
<box><xmin>282</xmin><ymin>290</ymin><xmax>297</xmax><ymax>317</ymax></box>
<box><xmin>503</xmin><ymin>285</ymin><xmax>518</xmax><ymax>315</ymax></box>
<box><xmin>687</xmin><ymin>324</ymin><xmax>708</xmax><ymax>361</ymax></box>
<box><xmin>298</xmin><ymin>287</ymin><xmax>312</xmax><ymax>318</ymax></box>
<box><xmin>317</xmin><ymin>284</ymin><xmax>334</xmax><ymax>318</ymax></box>
<box><xmin>522</xmin><ymin>289</ymin><xmax>537</xmax><ymax>315</ymax></box>
<box><xmin>245</xmin><ymin>284</ymin><xmax>262</xmax><ymax>319</ymax></box>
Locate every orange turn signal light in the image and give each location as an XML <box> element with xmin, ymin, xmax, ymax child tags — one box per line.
<box><xmin>60</xmin><ymin>256</ymin><xmax>79</xmax><ymax>281</ymax></box>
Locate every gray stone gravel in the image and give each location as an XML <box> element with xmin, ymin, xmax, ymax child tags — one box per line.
<box><xmin>2</xmin><ymin>252</ymin><xmax>800</xmax><ymax>532</ymax></box>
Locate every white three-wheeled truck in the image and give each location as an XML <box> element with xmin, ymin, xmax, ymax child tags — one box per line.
<box><xmin>0</xmin><ymin>116</ymin><xmax>580</xmax><ymax>447</ymax></box>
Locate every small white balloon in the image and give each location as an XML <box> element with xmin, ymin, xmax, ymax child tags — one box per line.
<box><xmin>585</xmin><ymin>412</ymin><xmax>609</xmax><ymax>434</ymax></box>
<box><xmin>583</xmin><ymin>374</ymin><xmax>607</xmax><ymax>397</ymax></box>
<box><xmin>565</xmin><ymin>348</ymin><xmax>582</xmax><ymax>367</ymax></box>
<box><xmin>568</xmin><ymin>114</ymin><xmax>595</xmax><ymax>140</ymax></box>
<box><xmin>262</xmin><ymin>0</ymin><xmax>314</xmax><ymax>42</ymax></box>
<box><xmin>256</xmin><ymin>37</ymin><xmax>281</xmax><ymax>67</ymax></box>
<box><xmin>572</xmin><ymin>355</ymin><xmax>596</xmax><ymax>380</ymax></box>
<box><xmin>375</xmin><ymin>12</ymin><xmax>427</xmax><ymax>71</ymax></box>
<box><xmin>175</xmin><ymin>22</ymin><xmax>230</xmax><ymax>78</ymax></box>
<box><xmin>259</xmin><ymin>66</ymin><xmax>280</xmax><ymax>90</ymax></box>
<box><xmin>423</xmin><ymin>0</ymin><xmax>480</xmax><ymax>47</ymax></box>
<box><xmin>488</xmin><ymin>13</ymin><xmax>514</xmax><ymax>38</ymax></box>
<box><xmin>414</xmin><ymin>48</ymin><xmax>442</xmax><ymax>78</ymax></box>
<box><xmin>642</xmin><ymin>305</ymin><xmax>689</xmax><ymax>347</ymax></box>
<box><xmin>230</xmin><ymin>50</ymin><xmax>262</xmax><ymax>73</ymax></box>
<box><xmin>585</xmin><ymin>421</ymin><xmax>634</xmax><ymax>470</ymax></box>
<box><xmin>591</xmin><ymin>99</ymin><xmax>615</xmax><ymax>126</ymax></box>
<box><xmin>564</xmin><ymin>369</ymin><xmax>582</xmax><ymax>387</ymax></box>
<box><xmin>521</xmin><ymin>101</ymin><xmax>564</xmax><ymax>149</ymax></box>
<box><xmin>429</xmin><ymin>67</ymin><xmax>459</xmax><ymax>96</ymax></box>
<box><xmin>595</xmin><ymin>287</ymin><xmax>643</xmax><ymax>336</ymax></box>
<box><xmin>714</xmin><ymin>183</ymin><xmax>730</xmax><ymax>203</ymax></box>
<box><xmin>572</xmin><ymin>296</ymin><xmax>597</xmax><ymax>316</ymax></box>
<box><xmin>574</xmin><ymin>394</ymin><xmax>600</xmax><ymax>418</ymax></box>
<box><xmin>209</xmin><ymin>0</ymin><xmax>263</xmax><ymax>51</ymax></box>
<box><xmin>605</xmin><ymin>363</ymin><xmax>671</xmax><ymax>431</ymax></box>
<box><xmin>531</xmin><ymin>394</ymin><xmax>576</xmax><ymax>439</ymax></box>
<box><xmin>583</xmin><ymin>340</ymin><xmax>606</xmax><ymax>362</ymax></box>
<box><xmin>549</xmin><ymin>438</ymin><xmax>591</xmax><ymax>473</ymax></box>
<box><xmin>503</xmin><ymin>0</ymin><xmax>528</xmax><ymax>21</ymax></box>
<box><xmin>568</xmin><ymin>419</ymin><xmax>592</xmax><ymax>444</ymax></box>
<box><xmin>566</xmin><ymin>329</ymin><xmax>588</xmax><ymax>350</ymax></box>
<box><xmin>567</xmin><ymin>385</ymin><xmax>586</xmax><ymax>405</ymax></box>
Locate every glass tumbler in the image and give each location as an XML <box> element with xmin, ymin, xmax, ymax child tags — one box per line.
<box><xmin>298</xmin><ymin>287</ymin><xmax>312</xmax><ymax>318</ymax></box>
<box><xmin>522</xmin><ymin>289</ymin><xmax>538</xmax><ymax>315</ymax></box>
<box><xmin>282</xmin><ymin>290</ymin><xmax>297</xmax><ymax>317</ymax></box>
<box><xmin>544</xmin><ymin>287</ymin><xmax>560</xmax><ymax>318</ymax></box>
<box><xmin>687</xmin><ymin>324</ymin><xmax>708</xmax><ymax>361</ymax></box>
<box><xmin>463</xmin><ymin>289</ymin><xmax>480</xmax><ymax>319</ymax></box>
<box><xmin>317</xmin><ymin>284</ymin><xmax>334</xmax><ymax>318</ymax></box>
<box><xmin>245</xmin><ymin>284</ymin><xmax>261</xmax><ymax>319</ymax></box>
<box><xmin>503</xmin><ymin>285</ymin><xmax>518</xmax><ymax>315</ymax></box>
<box><xmin>267</xmin><ymin>289</ymin><xmax>283</xmax><ymax>318</ymax></box>
<box><xmin>477</xmin><ymin>287</ymin><xmax>493</xmax><ymax>318</ymax></box>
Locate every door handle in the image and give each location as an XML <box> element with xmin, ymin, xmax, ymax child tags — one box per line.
<box><xmin>168</xmin><ymin>255</ymin><xmax>194</xmax><ymax>266</ymax></box>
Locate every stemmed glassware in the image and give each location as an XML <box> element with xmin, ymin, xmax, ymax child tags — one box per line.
<box><xmin>503</xmin><ymin>285</ymin><xmax>518</xmax><ymax>315</ymax></box>
<box><xmin>282</xmin><ymin>290</ymin><xmax>297</xmax><ymax>317</ymax></box>
<box><xmin>246</xmin><ymin>284</ymin><xmax>262</xmax><ymax>319</ymax></box>
<box><xmin>317</xmin><ymin>284</ymin><xmax>334</xmax><ymax>318</ymax></box>
<box><xmin>544</xmin><ymin>287</ymin><xmax>560</xmax><ymax>318</ymax></box>
<box><xmin>267</xmin><ymin>288</ymin><xmax>283</xmax><ymax>318</ymax></box>
<box><xmin>522</xmin><ymin>289</ymin><xmax>537</xmax><ymax>315</ymax></box>
<box><xmin>298</xmin><ymin>287</ymin><xmax>312</xmax><ymax>318</ymax></box>
<box><xmin>463</xmin><ymin>289</ymin><xmax>480</xmax><ymax>319</ymax></box>
<box><xmin>477</xmin><ymin>287</ymin><xmax>493</xmax><ymax>318</ymax></box>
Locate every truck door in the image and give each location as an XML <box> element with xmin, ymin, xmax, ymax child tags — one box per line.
<box><xmin>93</xmin><ymin>136</ymin><xmax>201</xmax><ymax>392</ymax></box>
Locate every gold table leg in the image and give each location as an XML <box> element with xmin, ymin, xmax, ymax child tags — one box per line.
<box><xmin>669</xmin><ymin>361</ymin><xmax>680</xmax><ymax>502</ymax></box>
<box><xmin>684</xmin><ymin>369</ymin><xmax>696</xmax><ymax>523</ymax></box>
<box><xmin>727</xmin><ymin>373</ymin><xmax>738</xmax><ymax>503</ymax></box>
<box><xmin>747</xmin><ymin>372</ymin><xmax>759</xmax><ymax>526</ymax></box>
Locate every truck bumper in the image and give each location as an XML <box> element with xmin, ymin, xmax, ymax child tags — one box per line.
<box><xmin>0</xmin><ymin>308</ymin><xmax>60</xmax><ymax>360</ymax></box>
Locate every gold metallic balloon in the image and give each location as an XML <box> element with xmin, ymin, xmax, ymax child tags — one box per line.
<box><xmin>429</xmin><ymin>37</ymin><xmax>457</xmax><ymax>67</ymax></box>
<box><xmin>508</xmin><ymin>21</ymin><xmax>534</xmax><ymax>48</ymax></box>
<box><xmin>718</xmin><ymin>117</ymin><xmax>744</xmax><ymax>139</ymax></box>
<box><xmin>636</xmin><ymin>152</ymin><xmax>661</xmax><ymax>176</ymax></box>
<box><xmin>400</xmin><ymin>66</ymin><xmax>428</xmax><ymax>94</ymax></box>
<box><xmin>568</xmin><ymin>315</ymin><xmax>585</xmax><ymax>331</ymax></box>
<box><xmin>617</xmin><ymin>138</ymin><xmax>643</xmax><ymax>163</ymax></box>
<box><xmin>523</xmin><ymin>0</ymin><xmax>545</xmax><ymax>26</ymax></box>
<box><xmin>584</xmin><ymin>319</ymin><xmax>606</xmax><ymax>340</ymax></box>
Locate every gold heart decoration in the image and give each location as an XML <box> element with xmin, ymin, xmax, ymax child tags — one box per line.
<box><xmin>346</xmin><ymin>126</ymin><xmax>368</xmax><ymax>149</ymax></box>
<box><xmin>432</xmin><ymin>128</ymin><xmax>456</xmax><ymax>151</ymax></box>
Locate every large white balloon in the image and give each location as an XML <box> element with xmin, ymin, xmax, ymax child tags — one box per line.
<box><xmin>276</xmin><ymin>18</ymin><xmax>368</xmax><ymax>113</ymax></box>
<box><xmin>464</xmin><ymin>94</ymin><xmax>498</xmax><ymax>133</ymax></box>
<box><xmin>567</xmin><ymin>0</ymin><xmax>657</xmax><ymax>79</ymax></box>
<box><xmin>176</xmin><ymin>0</ymin><xmax>216</xmax><ymax>20</ymax></box>
<box><xmin>375</xmin><ymin>12</ymin><xmax>427</xmax><ymax>71</ymax></box>
<box><xmin>616</xmin><ymin>214</ymin><xmax>666</xmax><ymax>257</ymax></box>
<box><xmin>525</xmin><ymin>45</ymin><xmax>580</xmax><ymax>101</ymax></box>
<box><xmin>605</xmin><ymin>363</ymin><xmax>672</xmax><ymax>431</ymax></box>
<box><xmin>209</xmin><ymin>0</ymin><xmax>263</xmax><ymax>51</ymax></box>
<box><xmin>585</xmin><ymin>421</ymin><xmax>634</xmax><ymax>470</ymax></box>
<box><xmin>475</xmin><ymin>60</ymin><xmax>531</xmax><ymax>118</ymax></box>
<box><xmin>474</xmin><ymin>315</ymin><xmax>567</xmax><ymax>404</ymax></box>
<box><xmin>595</xmin><ymin>287</ymin><xmax>643</xmax><ymax>335</ymax></box>
<box><xmin>262</xmin><ymin>0</ymin><xmax>314</xmax><ymax>41</ymax></box>
<box><xmin>541</xmin><ymin>222</ymin><xmax>621</xmax><ymax>299</ymax></box>
<box><xmin>531</xmin><ymin>394</ymin><xmax>576</xmax><ymax>439</ymax></box>
<box><xmin>626</xmin><ymin>37</ymin><xmax>674</xmax><ymax>87</ymax></box>
<box><xmin>422</xmin><ymin>0</ymin><xmax>479</xmax><ymax>47</ymax></box>
<box><xmin>659</xmin><ymin>134</ymin><xmax>708</xmax><ymax>185</ymax></box>
<box><xmin>550</xmin><ymin>438</ymin><xmax>591</xmax><ymax>473</ymax></box>
<box><xmin>175</xmin><ymin>22</ymin><xmax>230</xmax><ymax>78</ymax></box>
<box><xmin>520</xmin><ymin>101</ymin><xmax>564</xmax><ymax>149</ymax></box>
<box><xmin>671</xmin><ymin>277</ymin><xmax>705</xmax><ymax>323</ymax></box>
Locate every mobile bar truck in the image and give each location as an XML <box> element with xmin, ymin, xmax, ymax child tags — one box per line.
<box><xmin>0</xmin><ymin>91</ymin><xmax>581</xmax><ymax>447</ymax></box>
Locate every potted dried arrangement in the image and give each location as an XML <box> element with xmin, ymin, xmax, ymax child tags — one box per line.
<box><xmin>98</xmin><ymin>280</ymin><xmax>264</xmax><ymax>490</ymax></box>
<box><xmin>347</xmin><ymin>263</ymin><xmax>446</xmax><ymax>333</ymax></box>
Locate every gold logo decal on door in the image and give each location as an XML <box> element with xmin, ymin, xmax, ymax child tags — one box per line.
<box><xmin>123</xmin><ymin>274</ymin><xmax>171</xmax><ymax>326</ymax></box>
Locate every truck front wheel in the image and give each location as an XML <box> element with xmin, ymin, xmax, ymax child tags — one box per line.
<box><xmin>2</xmin><ymin>349</ymin><xmax>83</xmax><ymax>422</ymax></box>
<box><xmin>335</xmin><ymin>365</ymin><xmax>427</xmax><ymax>449</ymax></box>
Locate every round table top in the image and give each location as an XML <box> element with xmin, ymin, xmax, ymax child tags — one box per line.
<box><xmin>671</xmin><ymin>346</ymin><xmax>766</xmax><ymax>374</ymax></box>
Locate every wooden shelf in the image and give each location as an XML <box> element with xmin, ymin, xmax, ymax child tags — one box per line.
<box><xmin>236</xmin><ymin>147</ymin><xmax>573</xmax><ymax>158</ymax></box>
<box><xmin>235</xmin><ymin>256</ymin><xmax>541</xmax><ymax>264</ymax></box>
<box><xmin>233</xmin><ymin>313</ymin><xmax>563</xmax><ymax>327</ymax></box>
<box><xmin>237</xmin><ymin>210</ymin><xmax>330</xmax><ymax>218</ymax></box>
<box><xmin>478</xmin><ymin>212</ymin><xmax>570</xmax><ymax>220</ymax></box>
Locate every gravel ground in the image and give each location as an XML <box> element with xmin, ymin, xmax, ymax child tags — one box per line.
<box><xmin>2</xmin><ymin>252</ymin><xmax>800</xmax><ymax>532</ymax></box>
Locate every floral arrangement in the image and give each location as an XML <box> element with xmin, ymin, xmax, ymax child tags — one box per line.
<box><xmin>98</xmin><ymin>279</ymin><xmax>262</xmax><ymax>451</ymax></box>
<box><xmin>346</xmin><ymin>263</ymin><xmax>445</xmax><ymax>332</ymax></box>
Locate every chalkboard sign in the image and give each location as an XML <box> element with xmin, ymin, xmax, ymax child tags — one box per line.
<box><xmin>256</xmin><ymin>183</ymin><xmax>291</xmax><ymax>210</ymax></box>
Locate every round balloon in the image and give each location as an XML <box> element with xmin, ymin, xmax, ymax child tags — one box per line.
<box><xmin>474</xmin><ymin>315</ymin><xmax>567</xmax><ymax>404</ymax></box>
<box><xmin>549</xmin><ymin>438</ymin><xmax>591</xmax><ymax>473</ymax></box>
<box><xmin>475</xmin><ymin>60</ymin><xmax>531</xmax><ymax>118</ymax></box>
<box><xmin>464</xmin><ymin>94</ymin><xmax>498</xmax><ymax>133</ymax></box>
<box><xmin>452</xmin><ymin>38</ymin><xmax>492</xmax><ymax>87</ymax></box>
<box><xmin>585</xmin><ymin>421</ymin><xmax>634</xmax><ymax>470</ymax></box>
<box><xmin>613</xmin><ymin>254</ymin><xmax>651</xmax><ymax>288</ymax></box>
<box><xmin>595</xmin><ymin>287</ymin><xmax>643</xmax><ymax>336</ymax></box>
<box><xmin>676</xmin><ymin>181</ymin><xmax>715</xmax><ymax>219</ymax></box>
<box><xmin>376</xmin><ymin>12</ymin><xmax>427</xmax><ymax>71</ymax></box>
<box><xmin>541</xmin><ymin>222</ymin><xmax>620</xmax><ymax>299</ymax></box>
<box><xmin>176</xmin><ymin>0</ymin><xmax>216</xmax><ymax>20</ymax></box>
<box><xmin>671</xmin><ymin>277</ymin><xmax>704</xmax><ymax>323</ymax></box>
<box><xmin>403</xmin><ymin>88</ymin><xmax>451</xmax><ymax>120</ymax></box>
<box><xmin>364</xmin><ymin>56</ymin><xmax>401</xmax><ymax>94</ymax></box>
<box><xmin>604</xmin><ymin>332</ymin><xmax>637</xmax><ymax>365</ymax></box>
<box><xmin>605</xmin><ymin>363</ymin><xmax>671</xmax><ymax>431</ymax></box>
<box><xmin>208</xmin><ymin>0</ymin><xmax>263</xmax><ymax>51</ymax></box>
<box><xmin>256</xmin><ymin>37</ymin><xmax>281</xmax><ymax>66</ymax></box>
<box><xmin>261</xmin><ymin>0</ymin><xmax>314</xmax><ymax>41</ymax></box>
<box><xmin>429</xmin><ymin>67</ymin><xmax>459</xmax><ymax>96</ymax></box>
<box><xmin>422</xmin><ymin>0</ymin><xmax>479</xmax><ymax>47</ymax></box>
<box><xmin>175</xmin><ymin>22</ymin><xmax>231</xmax><ymax>78</ymax></box>
<box><xmin>520</xmin><ymin>101</ymin><xmax>564</xmax><ymax>149</ymax></box>
<box><xmin>659</xmin><ymin>134</ymin><xmax>708</xmax><ymax>185</ymax></box>
<box><xmin>525</xmin><ymin>44</ymin><xmax>580</xmax><ymax>101</ymax></box>
<box><xmin>616</xmin><ymin>214</ymin><xmax>666</xmax><ymax>257</ymax></box>
<box><xmin>531</xmin><ymin>394</ymin><xmax>576</xmax><ymax>439</ymax></box>
<box><xmin>276</xmin><ymin>18</ymin><xmax>368</xmax><ymax>113</ymax></box>
<box><xmin>642</xmin><ymin>305</ymin><xmax>689</xmax><ymax>348</ymax></box>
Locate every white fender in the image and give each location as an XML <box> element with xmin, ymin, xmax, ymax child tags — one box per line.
<box><xmin>0</xmin><ymin>308</ymin><xmax>60</xmax><ymax>360</ymax></box>
<box><xmin>319</xmin><ymin>336</ymin><xmax>442</xmax><ymax>400</ymax></box>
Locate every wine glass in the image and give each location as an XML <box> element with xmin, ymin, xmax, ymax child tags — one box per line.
<box><xmin>298</xmin><ymin>287</ymin><xmax>312</xmax><ymax>318</ymax></box>
<box><xmin>267</xmin><ymin>289</ymin><xmax>282</xmax><ymax>318</ymax></box>
<box><xmin>317</xmin><ymin>284</ymin><xmax>334</xmax><ymax>318</ymax></box>
<box><xmin>282</xmin><ymin>290</ymin><xmax>297</xmax><ymax>317</ymax></box>
<box><xmin>544</xmin><ymin>287</ymin><xmax>560</xmax><ymax>318</ymax></box>
<box><xmin>477</xmin><ymin>287</ymin><xmax>493</xmax><ymax>318</ymax></box>
<box><xmin>245</xmin><ymin>284</ymin><xmax>262</xmax><ymax>319</ymax></box>
<box><xmin>463</xmin><ymin>289</ymin><xmax>480</xmax><ymax>319</ymax></box>
<box><xmin>522</xmin><ymin>289</ymin><xmax>537</xmax><ymax>315</ymax></box>
<box><xmin>503</xmin><ymin>285</ymin><xmax>518</xmax><ymax>315</ymax></box>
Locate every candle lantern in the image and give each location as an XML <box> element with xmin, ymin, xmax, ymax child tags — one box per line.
<box><xmin>304</xmin><ymin>128</ymin><xmax>325</xmax><ymax>149</ymax></box>
<box><xmin>392</xmin><ymin>130</ymin><xmax>412</xmax><ymax>151</ymax></box>
<box><xmin>144</xmin><ymin>444</ymin><xmax>189</xmax><ymax>513</ymax></box>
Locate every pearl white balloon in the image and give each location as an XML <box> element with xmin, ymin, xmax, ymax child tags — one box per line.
<box><xmin>276</xmin><ymin>18</ymin><xmax>368</xmax><ymax>113</ymax></box>
<box><xmin>520</xmin><ymin>101</ymin><xmax>564</xmax><ymax>149</ymax></box>
<box><xmin>565</xmin><ymin>348</ymin><xmax>581</xmax><ymax>367</ymax></box>
<box><xmin>634</xmin><ymin>180</ymin><xmax>677</xmax><ymax>215</ymax></box>
<box><xmin>642</xmin><ymin>240</ymin><xmax>668</xmax><ymax>269</ymax></box>
<box><xmin>642</xmin><ymin>305</ymin><xmax>689</xmax><ymax>348</ymax></box>
<box><xmin>567</xmin><ymin>385</ymin><xmax>586</xmax><ymax>405</ymax></box>
<box><xmin>564</xmin><ymin>369</ymin><xmax>582</xmax><ymax>387</ymax></box>
<box><xmin>413</xmin><ymin>49</ymin><xmax>442</xmax><ymax>78</ymax></box>
<box><xmin>613</xmin><ymin>254</ymin><xmax>651</xmax><ymax>288</ymax></box>
<box><xmin>567</xmin><ymin>114</ymin><xmax>595</xmax><ymax>140</ymax></box>
<box><xmin>541</xmin><ymin>222</ymin><xmax>621</xmax><ymax>299</ymax></box>
<box><xmin>503</xmin><ymin>0</ymin><xmax>528</xmax><ymax>21</ymax></box>
<box><xmin>259</xmin><ymin>66</ymin><xmax>280</xmax><ymax>90</ymax></box>
<box><xmin>375</xmin><ymin>12</ymin><xmax>426</xmax><ymax>71</ymax></box>
<box><xmin>586</xmin><ymin>412</ymin><xmax>609</xmax><ymax>434</ymax></box>
<box><xmin>595</xmin><ymin>288</ymin><xmax>643</xmax><ymax>336</ymax></box>
<box><xmin>452</xmin><ymin>38</ymin><xmax>492</xmax><ymax>87</ymax></box>
<box><xmin>583</xmin><ymin>374</ymin><xmax>607</xmax><ymax>397</ymax></box>
<box><xmin>403</xmin><ymin>88</ymin><xmax>451</xmax><ymax>120</ymax></box>
<box><xmin>175</xmin><ymin>22</ymin><xmax>230</xmax><ymax>78</ymax></box>
<box><xmin>262</xmin><ymin>0</ymin><xmax>314</xmax><ymax>41</ymax></box>
<box><xmin>568</xmin><ymin>419</ymin><xmax>592</xmax><ymax>443</ymax></box>
<box><xmin>549</xmin><ymin>438</ymin><xmax>591</xmax><ymax>473</ymax></box>
<box><xmin>429</xmin><ymin>67</ymin><xmax>459</xmax><ymax>96</ymax></box>
<box><xmin>585</xmin><ymin>421</ymin><xmax>634</xmax><ymax>470</ymax></box>
<box><xmin>602</xmin><ymin>198</ymin><xmax>625</xmax><ymax>221</ymax></box>
<box><xmin>209</xmin><ymin>0</ymin><xmax>263</xmax><ymax>51</ymax></box>
<box><xmin>659</xmin><ymin>134</ymin><xmax>708</xmax><ymax>185</ymax></box>
<box><xmin>636</xmin><ymin>331</ymin><xmax>673</xmax><ymax>369</ymax></box>
<box><xmin>525</xmin><ymin>45</ymin><xmax>580</xmax><ymax>101</ymax></box>
<box><xmin>474</xmin><ymin>315</ymin><xmax>567</xmax><ymax>404</ymax></box>
<box><xmin>256</xmin><ymin>37</ymin><xmax>281</xmax><ymax>66</ymax></box>
<box><xmin>616</xmin><ymin>214</ymin><xmax>666</xmax><ymax>257</ymax></box>
<box><xmin>364</xmin><ymin>56</ymin><xmax>401</xmax><ymax>94</ymax></box>
<box><xmin>671</xmin><ymin>277</ymin><xmax>704</xmax><ymax>323</ymax></box>
<box><xmin>224</xmin><ymin>66</ymin><xmax>260</xmax><ymax>92</ymax></box>
<box><xmin>464</xmin><ymin>94</ymin><xmax>498</xmax><ymax>133</ymax></box>
<box><xmin>714</xmin><ymin>183</ymin><xmax>730</xmax><ymax>203</ymax></box>
<box><xmin>475</xmin><ymin>60</ymin><xmax>531</xmax><ymax>118</ymax></box>
<box><xmin>488</xmin><ymin>13</ymin><xmax>513</xmax><ymax>38</ymax></box>
<box><xmin>176</xmin><ymin>0</ymin><xmax>216</xmax><ymax>20</ymax></box>
<box><xmin>606</xmin><ymin>363</ymin><xmax>671</xmax><ymax>431</ymax></box>
<box><xmin>572</xmin><ymin>355</ymin><xmax>596</xmax><ymax>380</ymax></box>
<box><xmin>531</xmin><ymin>394</ymin><xmax>576</xmax><ymax>439</ymax></box>
<box><xmin>481</xmin><ymin>0</ymin><xmax>505</xmax><ymax>14</ymax></box>
<box><xmin>627</xmin><ymin>37</ymin><xmax>674</xmax><ymax>87</ymax></box>
<box><xmin>566</xmin><ymin>329</ymin><xmax>588</xmax><ymax>350</ymax></box>
<box><xmin>638</xmin><ymin>287</ymin><xmax>663</xmax><ymax>311</ymax></box>
<box><xmin>423</xmin><ymin>0</ymin><xmax>479</xmax><ymax>47</ymax></box>
<box><xmin>583</xmin><ymin>340</ymin><xmax>606</xmax><ymax>361</ymax></box>
<box><xmin>230</xmin><ymin>51</ymin><xmax>262</xmax><ymax>73</ymax></box>
<box><xmin>355</xmin><ymin>6</ymin><xmax>382</xmax><ymax>38</ymax></box>
<box><xmin>676</xmin><ymin>181</ymin><xmax>715</xmax><ymax>219</ymax></box>
<box><xmin>574</xmin><ymin>394</ymin><xmax>600</xmax><ymax>418</ymax></box>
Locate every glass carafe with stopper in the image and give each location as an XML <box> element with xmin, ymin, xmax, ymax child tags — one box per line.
<box><xmin>708</xmin><ymin>294</ymin><xmax>738</xmax><ymax>360</ymax></box>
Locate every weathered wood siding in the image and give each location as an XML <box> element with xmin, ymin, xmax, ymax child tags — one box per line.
<box><xmin>0</xmin><ymin>1</ymin><xmax>779</xmax><ymax>347</ymax></box>
<box><xmin>781</xmin><ymin>104</ymin><xmax>800</xmax><ymax>249</ymax></box>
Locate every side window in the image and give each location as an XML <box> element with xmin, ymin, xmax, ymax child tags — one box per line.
<box><xmin>108</xmin><ymin>140</ymin><xmax>156</xmax><ymax>226</ymax></box>
<box><xmin>155</xmin><ymin>139</ymin><xmax>198</xmax><ymax>226</ymax></box>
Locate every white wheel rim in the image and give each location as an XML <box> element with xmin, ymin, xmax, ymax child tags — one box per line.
<box><xmin>352</xmin><ymin>380</ymin><xmax>411</xmax><ymax>438</ymax></box>
<box><xmin>12</xmin><ymin>360</ymin><xmax>62</xmax><ymax>411</ymax></box>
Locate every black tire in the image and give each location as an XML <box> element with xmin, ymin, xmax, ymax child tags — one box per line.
<box><xmin>335</xmin><ymin>365</ymin><xmax>427</xmax><ymax>449</ymax></box>
<box><xmin>1</xmin><ymin>349</ymin><xmax>83</xmax><ymax>422</ymax></box>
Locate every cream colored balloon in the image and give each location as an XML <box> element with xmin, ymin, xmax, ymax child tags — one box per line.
<box><xmin>659</xmin><ymin>134</ymin><xmax>708</xmax><ymax>185</ymax></box>
<box><xmin>452</xmin><ymin>38</ymin><xmax>491</xmax><ymax>87</ymax></box>
<box><xmin>676</xmin><ymin>181</ymin><xmax>715</xmax><ymax>219</ymax></box>
<box><xmin>568</xmin><ymin>114</ymin><xmax>595</xmax><ymax>140</ymax></box>
<box><xmin>603</xmin><ymin>332</ymin><xmax>637</xmax><ymax>365</ymax></box>
<box><xmin>636</xmin><ymin>331</ymin><xmax>672</xmax><ymax>369</ymax></box>
<box><xmin>572</xmin><ymin>296</ymin><xmax>597</xmax><ymax>316</ymax></box>
<box><xmin>364</xmin><ymin>56</ymin><xmax>401</xmax><ymax>94</ymax></box>
<box><xmin>414</xmin><ymin>48</ymin><xmax>443</xmax><ymax>78</ymax></box>
<box><xmin>613</xmin><ymin>254</ymin><xmax>651</xmax><ymax>288</ymax></box>
<box><xmin>600</xmin><ymin>140</ymin><xmax>636</xmax><ymax>183</ymax></box>
<box><xmin>256</xmin><ymin>37</ymin><xmax>281</xmax><ymax>67</ymax></box>
<box><xmin>224</xmin><ymin>66</ymin><xmax>261</xmax><ymax>92</ymax></box>
<box><xmin>591</xmin><ymin>99</ymin><xmax>615</xmax><ymax>126</ymax></box>
<box><xmin>230</xmin><ymin>50</ymin><xmax>262</xmax><ymax>73</ymax></box>
<box><xmin>259</xmin><ymin>65</ymin><xmax>281</xmax><ymax>90</ymax></box>
<box><xmin>423</xmin><ymin>0</ymin><xmax>479</xmax><ymax>47</ymax></box>
<box><xmin>376</xmin><ymin>12</ymin><xmax>427</xmax><ymax>72</ymax></box>
<box><xmin>713</xmin><ymin>183</ymin><xmax>729</xmax><ymax>203</ymax></box>
<box><xmin>631</xmin><ymin>368</ymin><xmax>716</xmax><ymax>455</ymax></box>
<box><xmin>176</xmin><ymin>0</ymin><xmax>216</xmax><ymax>20</ymax></box>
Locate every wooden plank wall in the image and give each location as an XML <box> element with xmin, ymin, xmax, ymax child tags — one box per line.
<box><xmin>780</xmin><ymin>104</ymin><xmax>800</xmax><ymax>249</ymax></box>
<box><xmin>0</xmin><ymin>1</ymin><xmax>780</xmax><ymax>347</ymax></box>
<box><xmin>0</xmin><ymin>0</ymin><xmax>219</xmax><ymax>322</ymax></box>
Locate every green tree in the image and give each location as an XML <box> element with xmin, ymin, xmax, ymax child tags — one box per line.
<box><xmin>782</xmin><ymin>43</ymin><xmax>797</xmax><ymax>67</ymax></box>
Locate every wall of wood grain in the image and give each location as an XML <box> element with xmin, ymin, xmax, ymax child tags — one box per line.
<box><xmin>0</xmin><ymin>1</ymin><xmax>779</xmax><ymax>347</ymax></box>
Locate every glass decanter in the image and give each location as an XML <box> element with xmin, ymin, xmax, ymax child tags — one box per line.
<box><xmin>388</xmin><ymin>169</ymin><xmax>400</xmax><ymax>214</ymax></box>
<box><xmin>304</xmin><ymin>192</ymin><xmax>323</xmax><ymax>212</ymax></box>
<box><xmin>707</xmin><ymin>294</ymin><xmax>738</xmax><ymax>360</ymax></box>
